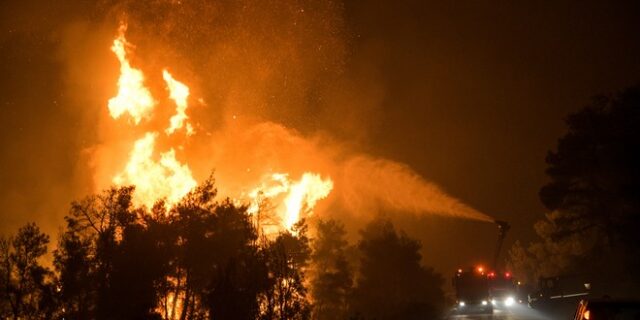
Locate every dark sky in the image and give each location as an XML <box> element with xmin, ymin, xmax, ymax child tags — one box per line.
<box><xmin>341</xmin><ymin>0</ymin><xmax>640</xmax><ymax>269</ymax></box>
<box><xmin>1</xmin><ymin>0</ymin><xmax>640</xmax><ymax>275</ymax></box>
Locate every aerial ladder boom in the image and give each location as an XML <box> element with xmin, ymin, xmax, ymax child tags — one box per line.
<box><xmin>492</xmin><ymin>220</ymin><xmax>510</xmax><ymax>271</ymax></box>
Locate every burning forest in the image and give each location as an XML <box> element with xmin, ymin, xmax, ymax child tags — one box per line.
<box><xmin>0</xmin><ymin>2</ymin><xmax>492</xmax><ymax>318</ymax></box>
<box><xmin>103</xmin><ymin>24</ymin><xmax>336</xmax><ymax>234</ymax></box>
<box><xmin>93</xmin><ymin>22</ymin><xmax>490</xmax><ymax>235</ymax></box>
<box><xmin>4</xmin><ymin>0</ymin><xmax>639</xmax><ymax>319</ymax></box>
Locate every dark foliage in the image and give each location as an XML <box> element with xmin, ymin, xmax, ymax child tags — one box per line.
<box><xmin>1</xmin><ymin>176</ymin><xmax>447</xmax><ymax>319</ymax></box>
<box><xmin>0</xmin><ymin>223</ymin><xmax>56</xmax><ymax>319</ymax></box>
<box><xmin>540</xmin><ymin>87</ymin><xmax>640</xmax><ymax>245</ymax></box>
<box><xmin>509</xmin><ymin>86</ymin><xmax>640</xmax><ymax>296</ymax></box>
<box><xmin>310</xmin><ymin>219</ymin><xmax>353</xmax><ymax>320</ymax></box>
<box><xmin>260</xmin><ymin>221</ymin><xmax>312</xmax><ymax>320</ymax></box>
<box><xmin>349</xmin><ymin>218</ymin><xmax>445</xmax><ymax>320</ymax></box>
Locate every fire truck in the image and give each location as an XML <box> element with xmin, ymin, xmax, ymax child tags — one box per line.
<box><xmin>453</xmin><ymin>220</ymin><xmax>515</xmax><ymax>314</ymax></box>
<box><xmin>487</xmin><ymin>270</ymin><xmax>517</xmax><ymax>307</ymax></box>
<box><xmin>453</xmin><ymin>266</ymin><xmax>493</xmax><ymax>314</ymax></box>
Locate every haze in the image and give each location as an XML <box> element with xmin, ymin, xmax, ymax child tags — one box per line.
<box><xmin>1</xmin><ymin>0</ymin><xmax>639</xmax><ymax>277</ymax></box>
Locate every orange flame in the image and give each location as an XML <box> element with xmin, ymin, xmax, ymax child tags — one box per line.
<box><xmin>105</xmin><ymin>24</ymin><xmax>332</xmax><ymax>230</ymax></box>
<box><xmin>248</xmin><ymin>173</ymin><xmax>333</xmax><ymax>232</ymax></box>
<box><xmin>108</xmin><ymin>25</ymin><xmax>196</xmax><ymax>208</ymax></box>
<box><xmin>283</xmin><ymin>173</ymin><xmax>333</xmax><ymax>230</ymax></box>
<box><xmin>113</xmin><ymin>133</ymin><xmax>196</xmax><ymax>208</ymax></box>
<box><xmin>163</xmin><ymin>70</ymin><xmax>194</xmax><ymax>136</ymax></box>
<box><xmin>108</xmin><ymin>24</ymin><xmax>155</xmax><ymax>124</ymax></box>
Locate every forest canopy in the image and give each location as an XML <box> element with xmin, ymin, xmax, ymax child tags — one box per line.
<box><xmin>0</xmin><ymin>175</ymin><xmax>446</xmax><ymax>320</ymax></box>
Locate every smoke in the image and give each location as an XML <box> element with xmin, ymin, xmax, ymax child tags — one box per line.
<box><xmin>0</xmin><ymin>0</ymin><xmax>494</xmax><ymax>239</ymax></box>
<box><xmin>184</xmin><ymin>119</ymin><xmax>493</xmax><ymax>223</ymax></box>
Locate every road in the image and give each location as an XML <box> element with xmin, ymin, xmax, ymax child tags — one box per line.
<box><xmin>446</xmin><ymin>304</ymin><xmax>559</xmax><ymax>320</ymax></box>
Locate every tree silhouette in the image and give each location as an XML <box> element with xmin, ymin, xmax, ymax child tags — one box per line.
<box><xmin>310</xmin><ymin>219</ymin><xmax>352</xmax><ymax>320</ymax></box>
<box><xmin>55</xmin><ymin>185</ymin><xmax>171</xmax><ymax>318</ymax></box>
<box><xmin>509</xmin><ymin>85</ymin><xmax>640</xmax><ymax>296</ymax></box>
<box><xmin>260</xmin><ymin>221</ymin><xmax>312</xmax><ymax>320</ymax></box>
<box><xmin>0</xmin><ymin>237</ymin><xmax>12</xmax><ymax>317</ymax></box>
<box><xmin>144</xmin><ymin>201</ymin><xmax>181</xmax><ymax>320</ymax></box>
<box><xmin>0</xmin><ymin>223</ymin><xmax>56</xmax><ymax>319</ymax></box>
<box><xmin>200</xmin><ymin>201</ymin><xmax>269</xmax><ymax>320</ymax></box>
<box><xmin>54</xmin><ymin>224</ymin><xmax>94</xmax><ymax>318</ymax></box>
<box><xmin>349</xmin><ymin>218</ymin><xmax>445</xmax><ymax>320</ymax></box>
<box><xmin>168</xmin><ymin>178</ymin><xmax>220</xmax><ymax>320</ymax></box>
<box><xmin>51</xmin><ymin>176</ymin><xmax>300</xmax><ymax>320</ymax></box>
<box><xmin>140</xmin><ymin>175</ymin><xmax>274</xmax><ymax>320</ymax></box>
<box><xmin>540</xmin><ymin>86</ymin><xmax>640</xmax><ymax>245</ymax></box>
<box><xmin>2</xmin><ymin>175</ymin><xmax>454</xmax><ymax>319</ymax></box>
<box><xmin>106</xmin><ymin>222</ymin><xmax>168</xmax><ymax>319</ymax></box>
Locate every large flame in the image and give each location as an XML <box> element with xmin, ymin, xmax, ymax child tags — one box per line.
<box><xmin>247</xmin><ymin>173</ymin><xmax>333</xmax><ymax>232</ymax></box>
<box><xmin>108</xmin><ymin>25</ymin><xmax>155</xmax><ymax>124</ymax></box>
<box><xmin>163</xmin><ymin>69</ymin><xmax>194</xmax><ymax>136</ymax></box>
<box><xmin>283</xmin><ymin>173</ymin><xmax>333</xmax><ymax>229</ymax></box>
<box><xmin>113</xmin><ymin>133</ymin><xmax>197</xmax><ymax>208</ymax></box>
<box><xmin>106</xmin><ymin>24</ymin><xmax>332</xmax><ymax>231</ymax></box>
<box><xmin>108</xmin><ymin>26</ymin><xmax>197</xmax><ymax>209</ymax></box>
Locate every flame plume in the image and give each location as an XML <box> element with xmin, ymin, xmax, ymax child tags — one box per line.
<box><xmin>113</xmin><ymin>133</ymin><xmax>196</xmax><ymax>208</ymax></box>
<box><xmin>163</xmin><ymin>69</ymin><xmax>194</xmax><ymax>136</ymax></box>
<box><xmin>105</xmin><ymin>24</ymin><xmax>332</xmax><ymax>232</ymax></box>
<box><xmin>247</xmin><ymin>173</ymin><xmax>333</xmax><ymax>232</ymax></box>
<box><xmin>101</xmin><ymin>21</ymin><xmax>488</xmax><ymax>234</ymax></box>
<box><xmin>283</xmin><ymin>173</ymin><xmax>333</xmax><ymax>229</ymax></box>
<box><xmin>108</xmin><ymin>25</ymin><xmax>155</xmax><ymax>124</ymax></box>
<box><xmin>108</xmin><ymin>26</ymin><xmax>197</xmax><ymax>209</ymax></box>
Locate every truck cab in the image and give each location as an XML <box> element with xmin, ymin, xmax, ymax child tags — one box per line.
<box><xmin>488</xmin><ymin>271</ymin><xmax>517</xmax><ymax>307</ymax></box>
<box><xmin>453</xmin><ymin>267</ymin><xmax>493</xmax><ymax>314</ymax></box>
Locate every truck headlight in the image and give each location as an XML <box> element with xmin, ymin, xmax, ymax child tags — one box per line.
<box><xmin>459</xmin><ymin>301</ymin><xmax>465</xmax><ymax>307</ymax></box>
<box><xmin>481</xmin><ymin>300</ymin><xmax>488</xmax><ymax>305</ymax></box>
<box><xmin>505</xmin><ymin>297</ymin><xmax>515</xmax><ymax>306</ymax></box>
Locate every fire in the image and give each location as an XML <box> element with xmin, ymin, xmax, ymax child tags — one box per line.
<box><xmin>108</xmin><ymin>24</ymin><xmax>155</xmax><ymax>124</ymax></box>
<box><xmin>163</xmin><ymin>70</ymin><xmax>194</xmax><ymax>136</ymax></box>
<box><xmin>105</xmin><ymin>23</ymin><xmax>332</xmax><ymax>230</ymax></box>
<box><xmin>113</xmin><ymin>133</ymin><xmax>196</xmax><ymax>208</ymax></box>
<box><xmin>248</xmin><ymin>173</ymin><xmax>333</xmax><ymax>232</ymax></box>
<box><xmin>283</xmin><ymin>173</ymin><xmax>333</xmax><ymax>230</ymax></box>
<box><xmin>108</xmin><ymin>26</ymin><xmax>196</xmax><ymax>208</ymax></box>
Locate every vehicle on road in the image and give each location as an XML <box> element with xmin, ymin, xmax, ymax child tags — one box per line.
<box><xmin>451</xmin><ymin>220</ymin><xmax>513</xmax><ymax>315</ymax></box>
<box><xmin>528</xmin><ymin>274</ymin><xmax>591</xmax><ymax>315</ymax></box>
<box><xmin>488</xmin><ymin>271</ymin><xmax>517</xmax><ymax>308</ymax></box>
<box><xmin>453</xmin><ymin>267</ymin><xmax>493</xmax><ymax>314</ymax></box>
<box><xmin>573</xmin><ymin>299</ymin><xmax>640</xmax><ymax>320</ymax></box>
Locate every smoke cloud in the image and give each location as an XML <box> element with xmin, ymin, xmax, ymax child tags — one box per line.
<box><xmin>0</xmin><ymin>0</ymin><xmax>494</xmax><ymax>239</ymax></box>
<box><xmin>182</xmin><ymin>119</ymin><xmax>493</xmax><ymax>224</ymax></box>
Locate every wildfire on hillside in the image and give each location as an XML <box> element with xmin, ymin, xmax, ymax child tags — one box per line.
<box><xmin>106</xmin><ymin>23</ymin><xmax>333</xmax><ymax>234</ymax></box>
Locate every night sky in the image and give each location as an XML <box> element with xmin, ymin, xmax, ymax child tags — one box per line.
<box><xmin>1</xmin><ymin>0</ymin><xmax>640</xmax><ymax>275</ymax></box>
